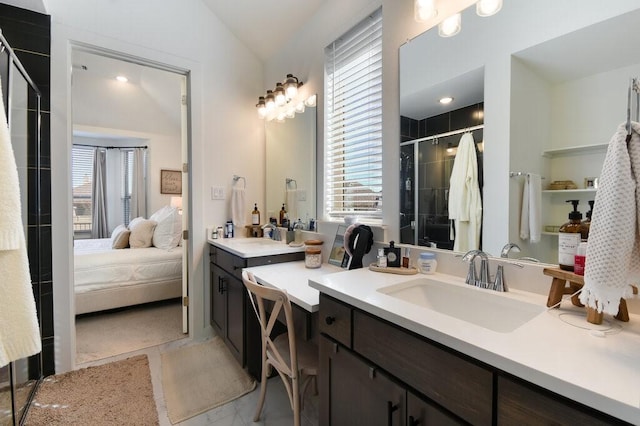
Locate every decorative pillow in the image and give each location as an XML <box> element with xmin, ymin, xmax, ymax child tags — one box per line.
<box><xmin>110</xmin><ymin>224</ymin><xmax>130</xmax><ymax>249</ymax></box>
<box><xmin>149</xmin><ymin>206</ymin><xmax>182</xmax><ymax>250</ymax></box>
<box><xmin>128</xmin><ymin>217</ymin><xmax>157</xmax><ymax>248</ymax></box>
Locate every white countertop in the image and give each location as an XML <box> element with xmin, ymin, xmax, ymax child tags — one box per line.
<box><xmin>309</xmin><ymin>268</ymin><xmax>640</xmax><ymax>424</ymax></box>
<box><xmin>208</xmin><ymin>237</ymin><xmax>305</xmax><ymax>258</ymax></box>
<box><xmin>244</xmin><ymin>261</ymin><xmax>344</xmax><ymax>312</ymax></box>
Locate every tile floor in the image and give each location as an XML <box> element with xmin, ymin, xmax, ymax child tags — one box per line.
<box><xmin>78</xmin><ymin>337</ymin><xmax>319</xmax><ymax>426</ymax></box>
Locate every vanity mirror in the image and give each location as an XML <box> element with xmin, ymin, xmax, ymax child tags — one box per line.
<box><xmin>265</xmin><ymin>103</ymin><xmax>316</xmax><ymax>226</ymax></box>
<box><xmin>399</xmin><ymin>2</ymin><xmax>640</xmax><ymax>263</ymax></box>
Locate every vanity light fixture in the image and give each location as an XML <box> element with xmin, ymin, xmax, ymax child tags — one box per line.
<box><xmin>439</xmin><ymin>96</ymin><xmax>454</xmax><ymax>104</ymax></box>
<box><xmin>256</xmin><ymin>73</ymin><xmax>313</xmax><ymax>122</ymax></box>
<box><xmin>476</xmin><ymin>0</ymin><xmax>503</xmax><ymax>17</ymax></box>
<box><xmin>414</xmin><ymin>0</ymin><xmax>437</xmax><ymax>23</ymax></box>
<box><xmin>116</xmin><ymin>75</ymin><xmax>128</xmax><ymax>83</ymax></box>
<box><xmin>438</xmin><ymin>13</ymin><xmax>461</xmax><ymax>37</ymax></box>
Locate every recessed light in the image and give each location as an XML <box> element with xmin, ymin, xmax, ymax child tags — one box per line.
<box><xmin>116</xmin><ymin>75</ymin><xmax>128</xmax><ymax>83</ymax></box>
<box><xmin>439</xmin><ymin>96</ymin><xmax>454</xmax><ymax>104</ymax></box>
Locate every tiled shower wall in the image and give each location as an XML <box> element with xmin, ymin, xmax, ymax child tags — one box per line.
<box><xmin>0</xmin><ymin>4</ymin><xmax>53</xmax><ymax>376</ymax></box>
<box><xmin>400</xmin><ymin>103</ymin><xmax>483</xmax><ymax>249</ymax></box>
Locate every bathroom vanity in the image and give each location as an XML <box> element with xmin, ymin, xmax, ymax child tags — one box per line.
<box><xmin>311</xmin><ymin>268</ymin><xmax>639</xmax><ymax>425</ymax></box>
<box><xmin>208</xmin><ymin>238</ymin><xmax>304</xmax><ymax>376</ymax></box>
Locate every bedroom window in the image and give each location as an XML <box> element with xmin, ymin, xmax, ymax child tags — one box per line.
<box><xmin>72</xmin><ymin>146</ymin><xmax>95</xmax><ymax>237</ymax></box>
<box><xmin>324</xmin><ymin>7</ymin><xmax>383</xmax><ymax>221</ymax></box>
<box><xmin>121</xmin><ymin>149</ymin><xmax>147</xmax><ymax>226</ymax></box>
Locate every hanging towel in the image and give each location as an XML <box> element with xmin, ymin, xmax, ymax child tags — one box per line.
<box><xmin>231</xmin><ymin>183</ymin><xmax>246</xmax><ymax>229</ymax></box>
<box><xmin>580</xmin><ymin>122</ymin><xmax>640</xmax><ymax>315</ymax></box>
<box><xmin>286</xmin><ymin>189</ymin><xmax>298</xmax><ymax>223</ymax></box>
<box><xmin>0</xmin><ymin>82</ymin><xmax>41</xmax><ymax>367</ymax></box>
<box><xmin>448</xmin><ymin>133</ymin><xmax>482</xmax><ymax>252</ymax></box>
<box><xmin>519</xmin><ymin>173</ymin><xmax>542</xmax><ymax>243</ymax></box>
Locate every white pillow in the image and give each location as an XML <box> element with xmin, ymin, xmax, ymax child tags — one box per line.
<box><xmin>149</xmin><ymin>206</ymin><xmax>182</xmax><ymax>250</ymax></box>
<box><xmin>110</xmin><ymin>224</ymin><xmax>130</xmax><ymax>249</ymax></box>
<box><xmin>128</xmin><ymin>217</ymin><xmax>157</xmax><ymax>248</ymax></box>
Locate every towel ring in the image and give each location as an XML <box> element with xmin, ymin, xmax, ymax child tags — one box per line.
<box><xmin>233</xmin><ymin>175</ymin><xmax>246</xmax><ymax>189</ymax></box>
<box><xmin>286</xmin><ymin>178</ymin><xmax>297</xmax><ymax>190</ymax></box>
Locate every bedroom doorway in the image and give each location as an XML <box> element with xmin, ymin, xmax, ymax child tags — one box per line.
<box><xmin>70</xmin><ymin>46</ymin><xmax>190</xmax><ymax>364</ymax></box>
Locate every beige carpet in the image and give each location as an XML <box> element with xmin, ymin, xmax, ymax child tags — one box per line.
<box><xmin>25</xmin><ymin>355</ymin><xmax>158</xmax><ymax>425</ymax></box>
<box><xmin>161</xmin><ymin>337</ymin><xmax>256</xmax><ymax>424</ymax></box>
<box><xmin>76</xmin><ymin>300</ymin><xmax>184</xmax><ymax>364</ymax></box>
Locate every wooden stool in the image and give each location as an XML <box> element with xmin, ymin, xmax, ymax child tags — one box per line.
<box><xmin>543</xmin><ymin>268</ymin><xmax>632</xmax><ymax>325</ymax></box>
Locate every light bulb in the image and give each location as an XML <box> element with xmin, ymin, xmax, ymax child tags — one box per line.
<box><xmin>414</xmin><ymin>0</ymin><xmax>437</xmax><ymax>23</ymax></box>
<box><xmin>265</xmin><ymin>90</ymin><xmax>275</xmax><ymax>110</ymax></box>
<box><xmin>476</xmin><ymin>0</ymin><xmax>502</xmax><ymax>17</ymax></box>
<box><xmin>284</xmin><ymin>74</ymin><xmax>299</xmax><ymax>99</ymax></box>
<box><xmin>304</xmin><ymin>94</ymin><xmax>317</xmax><ymax>107</ymax></box>
<box><xmin>438</xmin><ymin>13</ymin><xmax>461</xmax><ymax>37</ymax></box>
<box><xmin>295</xmin><ymin>102</ymin><xmax>305</xmax><ymax>113</ymax></box>
<box><xmin>256</xmin><ymin>96</ymin><xmax>267</xmax><ymax>118</ymax></box>
<box><xmin>275</xmin><ymin>83</ymin><xmax>286</xmax><ymax>106</ymax></box>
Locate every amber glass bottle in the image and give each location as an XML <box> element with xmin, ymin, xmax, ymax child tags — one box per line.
<box><xmin>558</xmin><ymin>200</ymin><xmax>582</xmax><ymax>271</ymax></box>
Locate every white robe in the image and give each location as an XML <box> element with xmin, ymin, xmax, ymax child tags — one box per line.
<box><xmin>448</xmin><ymin>133</ymin><xmax>482</xmax><ymax>252</ymax></box>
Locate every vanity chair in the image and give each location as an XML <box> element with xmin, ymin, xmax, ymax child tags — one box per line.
<box><xmin>242</xmin><ymin>271</ymin><xmax>318</xmax><ymax>426</ymax></box>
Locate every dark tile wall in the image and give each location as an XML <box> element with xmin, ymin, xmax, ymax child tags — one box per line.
<box><xmin>0</xmin><ymin>4</ymin><xmax>53</xmax><ymax>376</ymax></box>
<box><xmin>400</xmin><ymin>103</ymin><xmax>484</xmax><ymax>249</ymax></box>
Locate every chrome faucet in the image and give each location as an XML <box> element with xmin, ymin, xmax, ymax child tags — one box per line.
<box><xmin>261</xmin><ymin>223</ymin><xmax>280</xmax><ymax>241</ymax></box>
<box><xmin>461</xmin><ymin>250</ymin><xmax>491</xmax><ymax>289</ymax></box>
<box><xmin>500</xmin><ymin>243</ymin><xmax>521</xmax><ymax>258</ymax></box>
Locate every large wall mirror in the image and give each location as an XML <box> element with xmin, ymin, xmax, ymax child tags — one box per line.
<box><xmin>265</xmin><ymin>104</ymin><xmax>316</xmax><ymax>225</ymax></box>
<box><xmin>400</xmin><ymin>2</ymin><xmax>640</xmax><ymax>263</ymax></box>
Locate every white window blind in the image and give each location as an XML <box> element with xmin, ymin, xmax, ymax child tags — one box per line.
<box><xmin>325</xmin><ymin>7</ymin><xmax>383</xmax><ymax>220</ymax></box>
<box><xmin>122</xmin><ymin>150</ymin><xmax>134</xmax><ymax>226</ymax></box>
<box><xmin>71</xmin><ymin>146</ymin><xmax>95</xmax><ymax>236</ymax></box>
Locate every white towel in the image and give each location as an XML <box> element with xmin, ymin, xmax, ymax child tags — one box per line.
<box><xmin>580</xmin><ymin>122</ymin><xmax>640</xmax><ymax>315</ymax></box>
<box><xmin>231</xmin><ymin>186</ymin><xmax>246</xmax><ymax>229</ymax></box>
<box><xmin>519</xmin><ymin>173</ymin><xmax>542</xmax><ymax>243</ymax></box>
<box><xmin>448</xmin><ymin>133</ymin><xmax>482</xmax><ymax>252</ymax></box>
<box><xmin>286</xmin><ymin>189</ymin><xmax>298</xmax><ymax>223</ymax></box>
<box><xmin>0</xmin><ymin>81</ymin><xmax>41</xmax><ymax>367</ymax></box>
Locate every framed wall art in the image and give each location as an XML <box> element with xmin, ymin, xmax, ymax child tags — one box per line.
<box><xmin>160</xmin><ymin>169</ymin><xmax>182</xmax><ymax>194</ymax></box>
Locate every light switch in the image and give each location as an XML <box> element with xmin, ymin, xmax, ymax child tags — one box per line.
<box><xmin>211</xmin><ymin>186</ymin><xmax>225</xmax><ymax>200</ymax></box>
<box><xmin>297</xmin><ymin>189</ymin><xmax>307</xmax><ymax>201</ymax></box>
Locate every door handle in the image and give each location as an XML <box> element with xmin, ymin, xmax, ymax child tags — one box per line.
<box><xmin>408</xmin><ymin>415</ymin><xmax>420</xmax><ymax>426</ymax></box>
<box><xmin>325</xmin><ymin>316</ymin><xmax>335</xmax><ymax>325</ymax></box>
<box><xmin>218</xmin><ymin>276</ymin><xmax>226</xmax><ymax>294</ymax></box>
<box><xmin>387</xmin><ymin>401</ymin><xmax>398</xmax><ymax>426</ymax></box>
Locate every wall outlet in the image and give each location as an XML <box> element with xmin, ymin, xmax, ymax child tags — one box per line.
<box><xmin>297</xmin><ymin>189</ymin><xmax>307</xmax><ymax>201</ymax></box>
<box><xmin>211</xmin><ymin>186</ymin><xmax>225</xmax><ymax>200</ymax></box>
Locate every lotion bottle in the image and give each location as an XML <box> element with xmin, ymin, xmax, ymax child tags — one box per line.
<box><xmin>581</xmin><ymin>200</ymin><xmax>594</xmax><ymax>240</ymax></box>
<box><xmin>558</xmin><ymin>200</ymin><xmax>582</xmax><ymax>271</ymax></box>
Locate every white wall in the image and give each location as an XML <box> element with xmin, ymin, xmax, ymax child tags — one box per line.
<box><xmin>47</xmin><ymin>0</ymin><xmax>265</xmax><ymax>373</ymax></box>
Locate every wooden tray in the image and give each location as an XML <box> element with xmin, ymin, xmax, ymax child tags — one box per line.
<box><xmin>369</xmin><ymin>263</ymin><xmax>419</xmax><ymax>275</ymax></box>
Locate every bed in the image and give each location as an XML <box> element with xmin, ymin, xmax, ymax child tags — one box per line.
<box><xmin>74</xmin><ymin>238</ymin><xmax>182</xmax><ymax>315</ymax></box>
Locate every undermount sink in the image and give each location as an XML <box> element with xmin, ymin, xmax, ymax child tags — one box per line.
<box><xmin>377</xmin><ymin>278</ymin><xmax>545</xmax><ymax>333</ymax></box>
<box><xmin>228</xmin><ymin>238</ymin><xmax>283</xmax><ymax>245</ymax></box>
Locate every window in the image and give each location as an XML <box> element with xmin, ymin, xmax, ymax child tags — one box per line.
<box><xmin>121</xmin><ymin>148</ymin><xmax>147</xmax><ymax>226</ymax></box>
<box><xmin>325</xmin><ymin>7</ymin><xmax>383</xmax><ymax>221</ymax></box>
<box><xmin>71</xmin><ymin>146</ymin><xmax>95</xmax><ymax>236</ymax></box>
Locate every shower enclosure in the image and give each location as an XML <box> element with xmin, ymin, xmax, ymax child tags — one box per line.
<box><xmin>0</xmin><ymin>30</ymin><xmax>43</xmax><ymax>426</ymax></box>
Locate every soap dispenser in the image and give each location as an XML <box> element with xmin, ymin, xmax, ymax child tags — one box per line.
<box><xmin>558</xmin><ymin>200</ymin><xmax>582</xmax><ymax>271</ymax></box>
<box><xmin>581</xmin><ymin>200</ymin><xmax>594</xmax><ymax>240</ymax></box>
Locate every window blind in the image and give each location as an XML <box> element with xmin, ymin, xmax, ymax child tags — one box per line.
<box><xmin>122</xmin><ymin>150</ymin><xmax>134</xmax><ymax>226</ymax></box>
<box><xmin>325</xmin><ymin>7</ymin><xmax>383</xmax><ymax>220</ymax></box>
<box><xmin>71</xmin><ymin>146</ymin><xmax>95</xmax><ymax>235</ymax></box>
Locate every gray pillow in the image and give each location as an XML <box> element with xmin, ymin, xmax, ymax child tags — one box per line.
<box><xmin>111</xmin><ymin>224</ymin><xmax>130</xmax><ymax>249</ymax></box>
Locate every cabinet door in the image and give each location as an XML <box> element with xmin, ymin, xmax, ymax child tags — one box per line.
<box><xmin>320</xmin><ymin>335</ymin><xmax>405</xmax><ymax>426</ymax></box>
<box><xmin>226</xmin><ymin>275</ymin><xmax>245</xmax><ymax>364</ymax></box>
<box><xmin>408</xmin><ymin>391</ymin><xmax>463</xmax><ymax>426</ymax></box>
<box><xmin>210</xmin><ymin>264</ymin><xmax>226</xmax><ymax>336</ymax></box>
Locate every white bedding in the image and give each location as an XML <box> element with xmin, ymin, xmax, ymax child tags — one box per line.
<box><xmin>74</xmin><ymin>238</ymin><xmax>182</xmax><ymax>294</ymax></box>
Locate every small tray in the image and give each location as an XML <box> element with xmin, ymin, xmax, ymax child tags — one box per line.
<box><xmin>369</xmin><ymin>263</ymin><xmax>419</xmax><ymax>275</ymax></box>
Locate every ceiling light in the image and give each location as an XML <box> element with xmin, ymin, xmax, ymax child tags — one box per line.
<box><xmin>414</xmin><ymin>0</ymin><xmax>437</xmax><ymax>23</ymax></box>
<box><xmin>439</xmin><ymin>96</ymin><xmax>454</xmax><ymax>104</ymax></box>
<box><xmin>476</xmin><ymin>0</ymin><xmax>503</xmax><ymax>17</ymax></box>
<box><xmin>116</xmin><ymin>75</ymin><xmax>128</xmax><ymax>83</ymax></box>
<box><xmin>438</xmin><ymin>13</ymin><xmax>461</xmax><ymax>37</ymax></box>
<box><xmin>255</xmin><ymin>74</ymin><xmax>306</xmax><ymax>122</ymax></box>
<box><xmin>284</xmin><ymin>74</ymin><xmax>300</xmax><ymax>99</ymax></box>
<box><xmin>265</xmin><ymin>90</ymin><xmax>275</xmax><ymax>111</ymax></box>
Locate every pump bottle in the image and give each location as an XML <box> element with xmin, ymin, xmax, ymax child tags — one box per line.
<box><xmin>581</xmin><ymin>200</ymin><xmax>594</xmax><ymax>240</ymax></box>
<box><xmin>558</xmin><ymin>200</ymin><xmax>583</xmax><ymax>271</ymax></box>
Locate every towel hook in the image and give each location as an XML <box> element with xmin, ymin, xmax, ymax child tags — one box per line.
<box><xmin>233</xmin><ymin>175</ymin><xmax>246</xmax><ymax>189</ymax></box>
<box><xmin>286</xmin><ymin>177</ymin><xmax>297</xmax><ymax>190</ymax></box>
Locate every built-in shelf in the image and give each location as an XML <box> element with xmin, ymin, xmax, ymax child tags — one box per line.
<box><xmin>542</xmin><ymin>188</ymin><xmax>597</xmax><ymax>194</ymax></box>
<box><xmin>541</xmin><ymin>232</ymin><xmax>559</xmax><ymax>236</ymax></box>
<box><xmin>541</xmin><ymin>143</ymin><xmax>608</xmax><ymax>158</ymax></box>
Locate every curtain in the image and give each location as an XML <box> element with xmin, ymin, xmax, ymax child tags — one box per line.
<box><xmin>129</xmin><ymin>148</ymin><xmax>147</xmax><ymax>221</ymax></box>
<box><xmin>91</xmin><ymin>147</ymin><xmax>108</xmax><ymax>238</ymax></box>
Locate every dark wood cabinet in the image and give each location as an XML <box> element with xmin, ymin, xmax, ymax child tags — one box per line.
<box><xmin>209</xmin><ymin>244</ymin><xmax>304</xmax><ymax>378</ymax></box>
<box><xmin>320</xmin><ymin>335</ymin><xmax>405</xmax><ymax>426</ymax></box>
<box><xmin>318</xmin><ymin>293</ymin><xmax>628</xmax><ymax>426</ymax></box>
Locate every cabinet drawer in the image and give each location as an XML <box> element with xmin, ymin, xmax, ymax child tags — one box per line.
<box><xmin>497</xmin><ymin>376</ymin><xmax>628</xmax><ymax>425</ymax></box>
<box><xmin>353</xmin><ymin>311</ymin><xmax>493</xmax><ymax>426</ymax></box>
<box><xmin>245</xmin><ymin>251</ymin><xmax>304</xmax><ymax>268</ymax></box>
<box><xmin>319</xmin><ymin>294</ymin><xmax>352</xmax><ymax>348</ymax></box>
<box><xmin>215</xmin><ymin>247</ymin><xmax>247</xmax><ymax>278</ymax></box>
